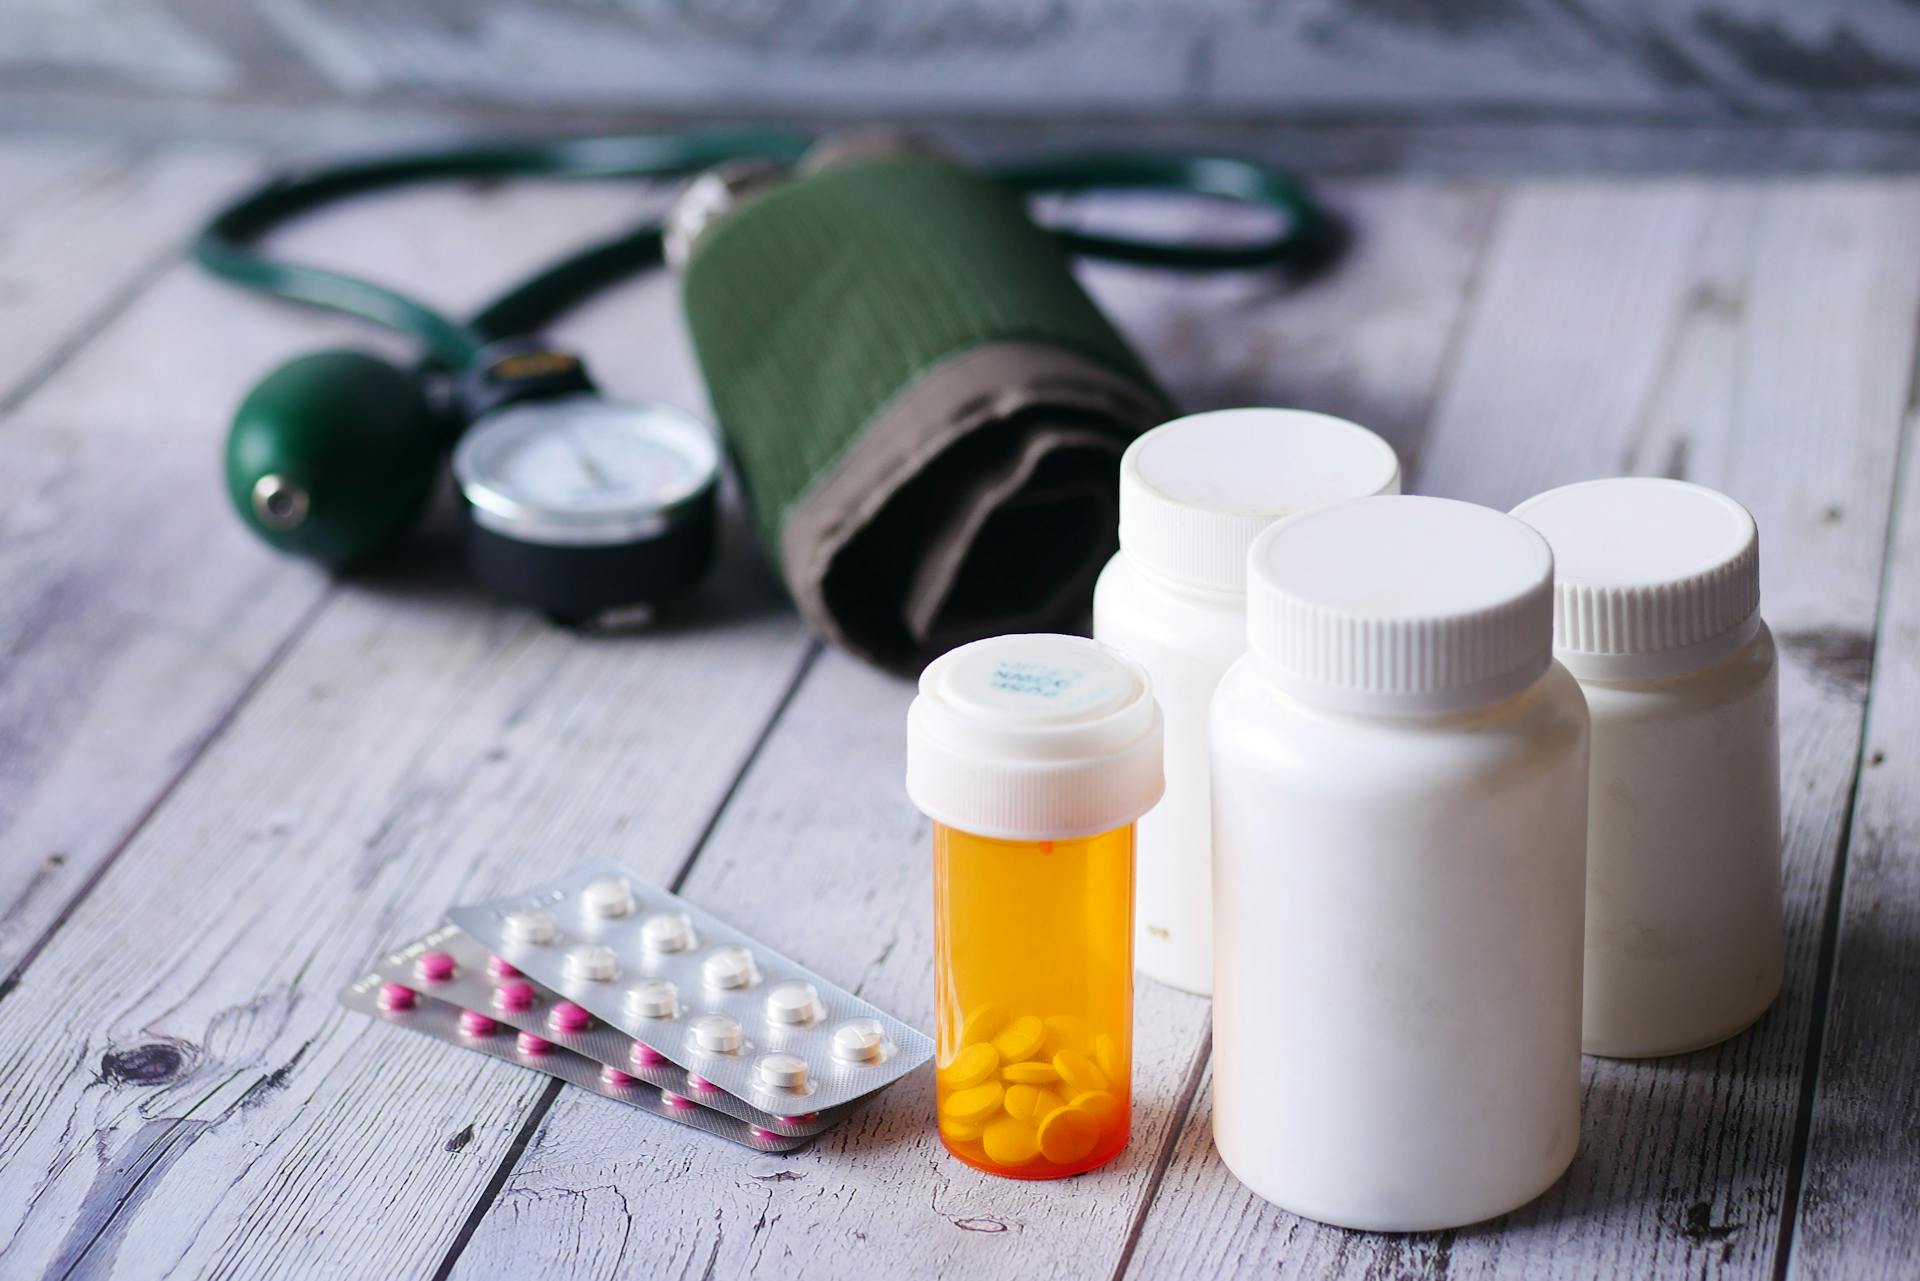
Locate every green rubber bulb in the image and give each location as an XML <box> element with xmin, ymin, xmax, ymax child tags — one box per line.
<box><xmin>225</xmin><ymin>350</ymin><xmax>443</xmax><ymax>567</ymax></box>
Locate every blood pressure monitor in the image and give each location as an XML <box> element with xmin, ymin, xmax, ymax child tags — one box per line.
<box><xmin>451</xmin><ymin>349</ymin><xmax>721</xmax><ymax>625</ymax></box>
<box><xmin>201</xmin><ymin>130</ymin><xmax>1335</xmax><ymax>643</ymax></box>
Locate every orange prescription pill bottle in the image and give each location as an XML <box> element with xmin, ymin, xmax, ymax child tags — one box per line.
<box><xmin>906</xmin><ymin>634</ymin><xmax>1164</xmax><ymax>1179</ymax></box>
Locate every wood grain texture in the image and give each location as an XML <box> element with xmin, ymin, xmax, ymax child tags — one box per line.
<box><xmin>1125</xmin><ymin>178</ymin><xmax>1920</xmax><ymax>1279</ymax></box>
<box><xmin>1787</xmin><ymin>398</ymin><xmax>1920</xmax><ymax>1277</ymax></box>
<box><xmin>0</xmin><ymin>580</ymin><xmax>814</xmax><ymax>1275</ymax></box>
<box><xmin>0</xmin><ymin>574</ymin><xmax>812</xmax><ymax>1277</ymax></box>
<box><xmin>0</xmin><ymin>165</ymin><xmax>687</xmax><ymax>986</ymax></box>
<box><xmin>1066</xmin><ymin>178</ymin><xmax>1502</xmax><ymax>444</ymax></box>
<box><xmin>2</xmin><ymin>146</ymin><xmax>1916</xmax><ymax>1280</ymax></box>
<box><xmin>440</xmin><ymin>177</ymin><xmax>1501</xmax><ymax>1279</ymax></box>
<box><xmin>0</xmin><ymin>138</ymin><xmax>250</xmax><ymax>409</ymax></box>
<box><xmin>0</xmin><ymin>164</ymin><xmax>814</xmax><ymax>1277</ymax></box>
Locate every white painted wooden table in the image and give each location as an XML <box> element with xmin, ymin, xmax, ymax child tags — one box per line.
<box><xmin>1</xmin><ymin>136</ymin><xmax>1916</xmax><ymax>1280</ymax></box>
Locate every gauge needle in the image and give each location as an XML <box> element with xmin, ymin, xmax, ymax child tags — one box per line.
<box><xmin>563</xmin><ymin>427</ymin><xmax>616</xmax><ymax>491</ymax></box>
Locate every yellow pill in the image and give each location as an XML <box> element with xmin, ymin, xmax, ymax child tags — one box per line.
<box><xmin>993</xmin><ymin>1014</ymin><xmax>1045</xmax><ymax>1062</ymax></box>
<box><xmin>1070</xmin><ymin>1089</ymin><xmax>1120</xmax><ymax>1128</ymax></box>
<box><xmin>1043</xmin><ymin>1013</ymin><xmax>1087</xmax><ymax>1054</ymax></box>
<box><xmin>1002</xmin><ymin>1061</ymin><xmax>1059</xmax><ymax>1085</ymax></box>
<box><xmin>960</xmin><ymin>1003</ymin><xmax>1009</xmax><ymax>1046</ymax></box>
<box><xmin>940</xmin><ymin>1115</ymin><xmax>986</xmax><ymax>1143</ymax></box>
<box><xmin>981</xmin><ymin>1117</ymin><xmax>1040</xmax><ymax>1167</ymax></box>
<box><xmin>1005</xmin><ymin>1084</ymin><xmax>1065</xmax><ymax>1122</ymax></box>
<box><xmin>941</xmin><ymin>1081</ymin><xmax>1004</xmax><ymax>1125</ymax></box>
<box><xmin>1093</xmin><ymin>1033</ymin><xmax>1119</xmax><ymax>1081</ymax></box>
<box><xmin>1053</xmin><ymin>1048</ymin><xmax>1109</xmax><ymax>1094</ymax></box>
<box><xmin>940</xmin><ymin>1043</ymin><xmax>1000</xmax><ymax>1089</ymax></box>
<box><xmin>1038</xmin><ymin>1105</ymin><xmax>1100</xmax><ymax>1165</ymax></box>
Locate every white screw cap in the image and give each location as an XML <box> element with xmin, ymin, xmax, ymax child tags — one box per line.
<box><xmin>625</xmin><ymin>978</ymin><xmax>679</xmax><ymax>1021</ymax></box>
<box><xmin>1511</xmin><ymin>478</ymin><xmax>1762</xmax><ymax>681</ymax></box>
<box><xmin>1246</xmin><ymin>495</ymin><xmax>1556</xmax><ymax>715</ymax></box>
<box><xmin>1120</xmin><ymin>408</ymin><xmax>1401</xmax><ymax>593</ymax></box>
<box><xmin>564</xmin><ymin>943</ymin><xmax>618</xmax><ymax>983</ymax></box>
<box><xmin>906</xmin><ymin>633</ymin><xmax>1164</xmax><ymax>842</ymax></box>
<box><xmin>503</xmin><ymin>909</ymin><xmax>557</xmax><ymax>946</ymax></box>
<box><xmin>581</xmin><ymin>877</ymin><xmax>635</xmax><ymax>919</ymax></box>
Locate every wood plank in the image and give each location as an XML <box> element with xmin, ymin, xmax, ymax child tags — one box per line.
<box><xmin>0</xmin><ymin>169</ymin><xmax>686</xmax><ymax>983</ymax></box>
<box><xmin>1786</xmin><ymin>383</ymin><xmax>1920</xmax><ymax>1272</ymax></box>
<box><xmin>441</xmin><ymin>176</ymin><xmax>1501</xmax><ymax>1279</ymax></box>
<box><xmin>0</xmin><ymin>137</ymin><xmax>251</xmax><ymax>409</ymax></box>
<box><xmin>0</xmin><ymin>172</ymin><xmax>812</xmax><ymax>1276</ymax></box>
<box><xmin>1124</xmin><ymin>178</ymin><xmax>1920</xmax><ymax>1279</ymax></box>
<box><xmin>0</xmin><ymin>574</ymin><xmax>810</xmax><ymax>1277</ymax></box>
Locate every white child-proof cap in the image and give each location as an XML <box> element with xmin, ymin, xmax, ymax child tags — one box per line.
<box><xmin>1246</xmin><ymin>495</ymin><xmax>1556</xmax><ymax>715</ymax></box>
<box><xmin>1511</xmin><ymin>478</ymin><xmax>1762</xmax><ymax>681</ymax></box>
<box><xmin>1119</xmin><ymin>408</ymin><xmax>1401</xmax><ymax>593</ymax></box>
<box><xmin>906</xmin><ymin>633</ymin><xmax>1164</xmax><ymax>842</ymax></box>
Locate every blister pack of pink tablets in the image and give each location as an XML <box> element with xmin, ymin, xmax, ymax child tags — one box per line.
<box><xmin>372</xmin><ymin>924</ymin><xmax>855</xmax><ymax>1138</ymax></box>
<box><xmin>339</xmin><ymin>969</ymin><xmax>808</xmax><ymax>1152</ymax></box>
<box><xmin>450</xmin><ymin>861</ymin><xmax>935</xmax><ymax>1116</ymax></box>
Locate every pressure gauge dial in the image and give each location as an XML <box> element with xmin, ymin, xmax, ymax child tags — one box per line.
<box><xmin>452</xmin><ymin>394</ymin><xmax>721</xmax><ymax>624</ymax></box>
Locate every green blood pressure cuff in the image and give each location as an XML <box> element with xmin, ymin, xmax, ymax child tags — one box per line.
<box><xmin>681</xmin><ymin>148</ymin><xmax>1172</xmax><ymax>671</ymax></box>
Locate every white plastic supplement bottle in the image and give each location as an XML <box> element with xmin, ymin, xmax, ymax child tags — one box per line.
<box><xmin>1210</xmin><ymin>495</ymin><xmax>1589</xmax><ymax>1232</ymax></box>
<box><xmin>1092</xmin><ymin>408</ymin><xmax>1400</xmax><ymax>994</ymax></box>
<box><xmin>1512</xmin><ymin>477</ymin><xmax>1782</xmax><ymax>1058</ymax></box>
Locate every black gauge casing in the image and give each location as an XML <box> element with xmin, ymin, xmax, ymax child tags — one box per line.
<box><xmin>452</xmin><ymin>344</ymin><xmax>722</xmax><ymax>625</ymax></box>
<box><xmin>463</xmin><ymin>502</ymin><xmax>716</xmax><ymax>626</ymax></box>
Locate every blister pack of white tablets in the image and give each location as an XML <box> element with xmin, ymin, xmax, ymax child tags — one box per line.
<box><xmin>338</xmin><ymin>969</ymin><xmax>809</xmax><ymax>1152</ymax></box>
<box><xmin>372</xmin><ymin>924</ymin><xmax>852</xmax><ymax>1138</ymax></box>
<box><xmin>450</xmin><ymin>861</ymin><xmax>935</xmax><ymax>1115</ymax></box>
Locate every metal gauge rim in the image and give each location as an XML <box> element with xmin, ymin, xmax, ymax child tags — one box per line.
<box><xmin>452</xmin><ymin>395</ymin><xmax>721</xmax><ymax>548</ymax></box>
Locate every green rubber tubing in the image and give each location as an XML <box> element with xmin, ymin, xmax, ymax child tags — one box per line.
<box><xmin>192</xmin><ymin>128</ymin><xmax>1336</xmax><ymax>371</ymax></box>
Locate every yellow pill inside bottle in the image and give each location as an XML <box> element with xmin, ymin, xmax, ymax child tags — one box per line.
<box><xmin>940</xmin><ymin>1042</ymin><xmax>1000</xmax><ymax>1089</ymax></box>
<box><xmin>1038</xmin><ymin>1106</ymin><xmax>1101</xmax><ymax>1165</ymax></box>
<box><xmin>940</xmin><ymin>1115</ymin><xmax>987</xmax><ymax>1143</ymax></box>
<box><xmin>1005</xmin><ymin>1084</ymin><xmax>1066</xmax><ymax>1123</ymax></box>
<box><xmin>961</xmin><ymin>1003</ymin><xmax>1009</xmax><ymax>1047</ymax></box>
<box><xmin>1002</xmin><ymin>1061</ymin><xmax>1059</xmax><ymax>1086</ymax></box>
<box><xmin>992</xmin><ymin>1015</ymin><xmax>1046</xmax><ymax>1063</ymax></box>
<box><xmin>1054</xmin><ymin>1048</ymin><xmax>1109</xmax><ymax>1095</ymax></box>
<box><xmin>982</xmin><ymin>1117</ymin><xmax>1040</xmax><ymax>1167</ymax></box>
<box><xmin>941</xmin><ymin>1081</ymin><xmax>1005</xmax><ymax>1125</ymax></box>
<box><xmin>1070</xmin><ymin>1089</ymin><xmax>1121</xmax><ymax>1128</ymax></box>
